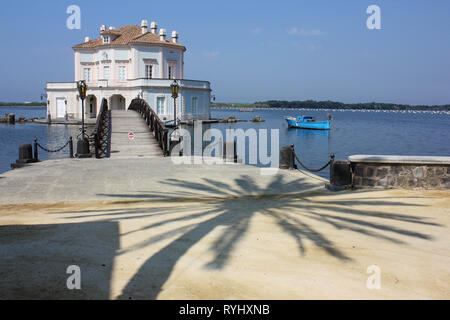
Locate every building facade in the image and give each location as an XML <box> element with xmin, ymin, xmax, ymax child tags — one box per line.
<box><xmin>46</xmin><ymin>20</ymin><xmax>211</xmax><ymax>122</ymax></box>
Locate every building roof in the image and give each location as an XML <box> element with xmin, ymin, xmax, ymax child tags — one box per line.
<box><xmin>73</xmin><ymin>25</ymin><xmax>186</xmax><ymax>51</ymax></box>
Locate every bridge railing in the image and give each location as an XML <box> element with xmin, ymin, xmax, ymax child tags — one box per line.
<box><xmin>128</xmin><ymin>98</ymin><xmax>169</xmax><ymax>156</ymax></box>
<box><xmin>93</xmin><ymin>98</ymin><xmax>110</xmax><ymax>158</ymax></box>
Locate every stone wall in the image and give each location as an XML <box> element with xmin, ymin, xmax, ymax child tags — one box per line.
<box><xmin>349</xmin><ymin>156</ymin><xmax>450</xmax><ymax>190</ymax></box>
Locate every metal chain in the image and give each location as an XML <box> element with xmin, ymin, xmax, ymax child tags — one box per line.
<box><xmin>36</xmin><ymin>139</ymin><xmax>71</xmax><ymax>153</ymax></box>
<box><xmin>293</xmin><ymin>152</ymin><xmax>331</xmax><ymax>173</ymax></box>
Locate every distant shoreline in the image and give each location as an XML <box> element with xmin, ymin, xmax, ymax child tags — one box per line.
<box><xmin>212</xmin><ymin>101</ymin><xmax>450</xmax><ymax>112</ymax></box>
<box><xmin>0</xmin><ymin>102</ymin><xmax>46</xmax><ymax>108</ymax></box>
<box><xmin>0</xmin><ymin>105</ymin><xmax>46</xmax><ymax>108</ymax></box>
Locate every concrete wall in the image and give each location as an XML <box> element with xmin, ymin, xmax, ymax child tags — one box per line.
<box><xmin>349</xmin><ymin>156</ymin><xmax>450</xmax><ymax>190</ymax></box>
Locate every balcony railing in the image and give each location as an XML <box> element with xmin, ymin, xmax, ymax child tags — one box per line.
<box><xmin>47</xmin><ymin>78</ymin><xmax>210</xmax><ymax>90</ymax></box>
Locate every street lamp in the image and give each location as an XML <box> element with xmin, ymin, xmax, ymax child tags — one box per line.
<box><xmin>76</xmin><ymin>80</ymin><xmax>90</xmax><ymax>157</ymax></box>
<box><xmin>171</xmin><ymin>80</ymin><xmax>179</xmax><ymax>127</ymax></box>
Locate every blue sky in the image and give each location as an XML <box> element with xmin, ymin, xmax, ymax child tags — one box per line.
<box><xmin>0</xmin><ymin>0</ymin><xmax>449</xmax><ymax>105</ymax></box>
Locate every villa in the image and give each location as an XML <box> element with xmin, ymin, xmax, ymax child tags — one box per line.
<box><xmin>46</xmin><ymin>20</ymin><xmax>211</xmax><ymax>122</ymax></box>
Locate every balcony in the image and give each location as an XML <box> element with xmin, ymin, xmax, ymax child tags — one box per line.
<box><xmin>47</xmin><ymin>79</ymin><xmax>210</xmax><ymax>91</ymax></box>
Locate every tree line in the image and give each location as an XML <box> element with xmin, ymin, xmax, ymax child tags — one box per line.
<box><xmin>0</xmin><ymin>102</ymin><xmax>46</xmax><ymax>107</ymax></box>
<box><xmin>212</xmin><ymin>100</ymin><xmax>450</xmax><ymax>111</ymax></box>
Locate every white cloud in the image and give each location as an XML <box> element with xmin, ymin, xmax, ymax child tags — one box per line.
<box><xmin>203</xmin><ymin>50</ymin><xmax>220</xmax><ymax>58</ymax></box>
<box><xmin>287</xmin><ymin>27</ymin><xmax>323</xmax><ymax>36</ymax></box>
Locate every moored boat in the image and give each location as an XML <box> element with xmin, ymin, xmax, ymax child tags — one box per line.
<box><xmin>286</xmin><ymin>116</ymin><xmax>330</xmax><ymax>130</ymax></box>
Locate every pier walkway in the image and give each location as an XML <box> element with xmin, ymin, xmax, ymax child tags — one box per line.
<box><xmin>109</xmin><ymin>110</ymin><xmax>163</xmax><ymax>159</ymax></box>
<box><xmin>1</xmin><ymin>157</ymin><xmax>449</xmax><ymax>299</ymax></box>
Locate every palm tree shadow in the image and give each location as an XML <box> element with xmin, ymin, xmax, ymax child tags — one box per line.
<box><xmin>110</xmin><ymin>174</ymin><xmax>435</xmax><ymax>299</ymax></box>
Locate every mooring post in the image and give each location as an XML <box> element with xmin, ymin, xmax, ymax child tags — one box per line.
<box><xmin>233</xmin><ymin>138</ymin><xmax>237</xmax><ymax>163</ymax></box>
<box><xmin>290</xmin><ymin>144</ymin><xmax>295</xmax><ymax>170</ymax></box>
<box><xmin>34</xmin><ymin>138</ymin><xmax>39</xmax><ymax>162</ymax></box>
<box><xmin>69</xmin><ymin>137</ymin><xmax>74</xmax><ymax>158</ymax></box>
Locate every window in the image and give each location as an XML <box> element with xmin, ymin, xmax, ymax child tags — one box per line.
<box><xmin>168</xmin><ymin>61</ymin><xmax>176</xmax><ymax>79</ymax></box>
<box><xmin>103</xmin><ymin>66</ymin><xmax>110</xmax><ymax>80</ymax></box>
<box><xmin>145</xmin><ymin>65</ymin><xmax>153</xmax><ymax>79</ymax></box>
<box><xmin>83</xmin><ymin>68</ymin><xmax>91</xmax><ymax>82</ymax></box>
<box><xmin>118</xmin><ymin>66</ymin><xmax>126</xmax><ymax>81</ymax></box>
<box><xmin>156</xmin><ymin>97</ymin><xmax>165</xmax><ymax>115</ymax></box>
<box><xmin>192</xmin><ymin>96</ymin><xmax>198</xmax><ymax>114</ymax></box>
<box><xmin>103</xmin><ymin>36</ymin><xmax>110</xmax><ymax>44</ymax></box>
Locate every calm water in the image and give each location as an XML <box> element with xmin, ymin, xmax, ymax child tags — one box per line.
<box><xmin>1</xmin><ymin>106</ymin><xmax>450</xmax><ymax>178</ymax></box>
<box><xmin>0</xmin><ymin>107</ymin><xmax>90</xmax><ymax>174</ymax></box>
<box><xmin>210</xmin><ymin>108</ymin><xmax>450</xmax><ymax>178</ymax></box>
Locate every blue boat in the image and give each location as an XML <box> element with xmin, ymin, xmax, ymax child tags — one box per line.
<box><xmin>286</xmin><ymin>116</ymin><xmax>330</xmax><ymax>130</ymax></box>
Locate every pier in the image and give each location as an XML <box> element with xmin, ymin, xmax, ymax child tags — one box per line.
<box><xmin>110</xmin><ymin>110</ymin><xmax>163</xmax><ymax>158</ymax></box>
<box><xmin>1</xmin><ymin>151</ymin><xmax>450</xmax><ymax>299</ymax></box>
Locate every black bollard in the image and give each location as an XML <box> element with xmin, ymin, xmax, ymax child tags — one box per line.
<box><xmin>69</xmin><ymin>137</ymin><xmax>74</xmax><ymax>158</ymax></box>
<box><xmin>279</xmin><ymin>145</ymin><xmax>297</xmax><ymax>170</ymax></box>
<box><xmin>76</xmin><ymin>137</ymin><xmax>91</xmax><ymax>158</ymax></box>
<box><xmin>279</xmin><ymin>146</ymin><xmax>292</xmax><ymax>169</ymax></box>
<box><xmin>11</xmin><ymin>143</ymin><xmax>35</xmax><ymax>169</ymax></box>
<box><xmin>34</xmin><ymin>138</ymin><xmax>39</xmax><ymax>162</ymax></box>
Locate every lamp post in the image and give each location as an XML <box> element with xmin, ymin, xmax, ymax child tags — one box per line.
<box><xmin>76</xmin><ymin>80</ymin><xmax>90</xmax><ymax>157</ymax></box>
<box><xmin>171</xmin><ymin>80</ymin><xmax>179</xmax><ymax>127</ymax></box>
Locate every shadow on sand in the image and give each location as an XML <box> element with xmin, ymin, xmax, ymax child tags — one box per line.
<box><xmin>21</xmin><ymin>173</ymin><xmax>440</xmax><ymax>299</ymax></box>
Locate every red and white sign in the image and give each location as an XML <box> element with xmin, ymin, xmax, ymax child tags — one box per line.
<box><xmin>128</xmin><ymin>132</ymin><xmax>135</xmax><ymax>140</ymax></box>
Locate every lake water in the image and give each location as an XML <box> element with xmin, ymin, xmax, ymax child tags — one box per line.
<box><xmin>1</xmin><ymin>106</ymin><xmax>449</xmax><ymax>178</ymax></box>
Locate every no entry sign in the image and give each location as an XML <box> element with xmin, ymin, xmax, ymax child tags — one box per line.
<box><xmin>128</xmin><ymin>132</ymin><xmax>135</xmax><ymax>140</ymax></box>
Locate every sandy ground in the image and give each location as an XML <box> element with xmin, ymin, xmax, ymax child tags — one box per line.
<box><xmin>1</xmin><ymin>187</ymin><xmax>449</xmax><ymax>299</ymax></box>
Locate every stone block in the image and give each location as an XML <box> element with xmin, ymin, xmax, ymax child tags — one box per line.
<box><xmin>387</xmin><ymin>175</ymin><xmax>396</xmax><ymax>186</ymax></box>
<box><xmin>397</xmin><ymin>176</ymin><xmax>407</xmax><ymax>188</ymax></box>
<box><xmin>377</xmin><ymin>177</ymin><xmax>388</xmax><ymax>188</ymax></box>
<box><xmin>376</xmin><ymin>167</ymin><xmax>389</xmax><ymax>177</ymax></box>
<box><xmin>362</xmin><ymin>178</ymin><xmax>376</xmax><ymax>187</ymax></box>
<box><xmin>440</xmin><ymin>177</ymin><xmax>450</xmax><ymax>189</ymax></box>
<box><xmin>408</xmin><ymin>179</ymin><xmax>416</xmax><ymax>188</ymax></box>
<box><xmin>365</xmin><ymin>166</ymin><xmax>375</xmax><ymax>177</ymax></box>
<box><xmin>427</xmin><ymin>178</ymin><xmax>439</xmax><ymax>188</ymax></box>
<box><xmin>435</xmin><ymin>167</ymin><xmax>445</xmax><ymax>176</ymax></box>
<box><xmin>353</xmin><ymin>176</ymin><xmax>362</xmax><ymax>186</ymax></box>
<box><xmin>412</xmin><ymin>166</ymin><xmax>425</xmax><ymax>179</ymax></box>
<box><xmin>354</xmin><ymin>164</ymin><xmax>364</xmax><ymax>177</ymax></box>
<box><xmin>392</xmin><ymin>165</ymin><xmax>403</xmax><ymax>175</ymax></box>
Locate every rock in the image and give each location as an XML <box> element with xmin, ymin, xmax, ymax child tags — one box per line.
<box><xmin>251</xmin><ymin>116</ymin><xmax>265</xmax><ymax>122</ymax></box>
<box><xmin>6</xmin><ymin>113</ymin><xmax>15</xmax><ymax>124</ymax></box>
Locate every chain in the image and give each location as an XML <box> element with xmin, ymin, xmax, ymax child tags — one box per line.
<box><xmin>36</xmin><ymin>139</ymin><xmax>71</xmax><ymax>153</ymax></box>
<box><xmin>293</xmin><ymin>149</ymin><xmax>333</xmax><ymax>173</ymax></box>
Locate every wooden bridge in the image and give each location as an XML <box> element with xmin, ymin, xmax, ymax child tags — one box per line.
<box><xmin>94</xmin><ymin>99</ymin><xmax>171</xmax><ymax>159</ymax></box>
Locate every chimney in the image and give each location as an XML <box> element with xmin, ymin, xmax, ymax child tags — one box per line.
<box><xmin>109</xmin><ymin>26</ymin><xmax>115</xmax><ymax>30</ymax></box>
<box><xmin>84</xmin><ymin>36</ymin><xmax>90</xmax><ymax>43</ymax></box>
<box><xmin>141</xmin><ymin>20</ymin><xmax>148</xmax><ymax>34</ymax></box>
<box><xmin>150</xmin><ymin>21</ymin><xmax>158</xmax><ymax>34</ymax></box>
<box><xmin>100</xmin><ymin>25</ymin><xmax>106</xmax><ymax>32</ymax></box>
<box><xmin>159</xmin><ymin>28</ymin><xmax>167</xmax><ymax>41</ymax></box>
<box><xmin>171</xmin><ymin>31</ymin><xmax>179</xmax><ymax>43</ymax></box>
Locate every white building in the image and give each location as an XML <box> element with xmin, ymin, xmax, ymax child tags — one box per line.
<box><xmin>46</xmin><ymin>20</ymin><xmax>211</xmax><ymax>122</ymax></box>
